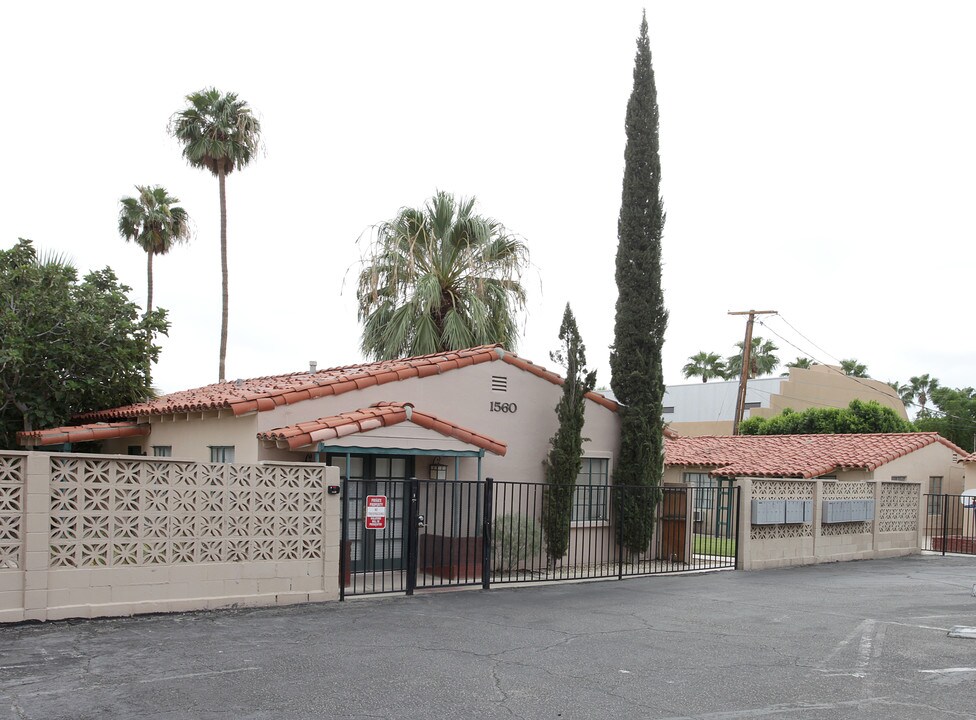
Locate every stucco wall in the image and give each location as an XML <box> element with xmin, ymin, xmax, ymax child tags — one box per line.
<box><xmin>95</xmin><ymin>359</ymin><xmax>620</xmax><ymax>483</ymax></box>
<box><xmin>103</xmin><ymin>413</ymin><xmax>260</xmax><ymax>464</ymax></box>
<box><xmin>256</xmin><ymin>359</ymin><xmax>620</xmax><ymax>482</ymax></box>
<box><xmin>752</xmin><ymin>365</ymin><xmax>907</xmax><ymax>420</ymax></box>
<box><xmin>0</xmin><ymin>452</ymin><xmax>340</xmax><ymax>623</ymax></box>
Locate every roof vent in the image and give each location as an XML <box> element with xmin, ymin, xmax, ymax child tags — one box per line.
<box><xmin>234</xmin><ymin>379</ymin><xmax>243</xmax><ymax>388</ymax></box>
<box><xmin>309</xmin><ymin>361</ymin><xmax>317</xmax><ymax>373</ymax></box>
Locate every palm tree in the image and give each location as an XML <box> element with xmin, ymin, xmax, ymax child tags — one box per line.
<box><xmin>682</xmin><ymin>351</ymin><xmax>726</xmax><ymax>383</ymax></box>
<box><xmin>169</xmin><ymin>88</ymin><xmax>262</xmax><ymax>381</ymax></box>
<box><xmin>118</xmin><ymin>185</ymin><xmax>190</xmax><ymax>316</ymax></box>
<box><xmin>888</xmin><ymin>380</ymin><xmax>912</xmax><ymax>405</ymax></box>
<box><xmin>725</xmin><ymin>337</ymin><xmax>779</xmax><ymax>379</ymax></box>
<box><xmin>840</xmin><ymin>358</ymin><xmax>869</xmax><ymax>377</ymax></box>
<box><xmin>781</xmin><ymin>357</ymin><xmax>813</xmax><ymax>376</ymax></box>
<box><xmin>356</xmin><ymin>191</ymin><xmax>529</xmax><ymax>360</ymax></box>
<box><xmin>907</xmin><ymin>374</ymin><xmax>939</xmax><ymax>416</ymax></box>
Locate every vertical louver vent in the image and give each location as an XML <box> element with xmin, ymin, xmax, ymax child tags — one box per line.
<box><xmin>491</xmin><ymin>375</ymin><xmax>508</xmax><ymax>392</ymax></box>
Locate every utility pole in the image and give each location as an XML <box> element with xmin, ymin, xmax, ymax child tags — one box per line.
<box><xmin>729</xmin><ymin>310</ymin><xmax>777</xmax><ymax>435</ymax></box>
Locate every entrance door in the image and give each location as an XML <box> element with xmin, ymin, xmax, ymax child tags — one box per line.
<box><xmin>659</xmin><ymin>487</ymin><xmax>688</xmax><ymax>563</ymax></box>
<box><xmin>330</xmin><ymin>454</ymin><xmax>413</xmax><ymax>572</ymax></box>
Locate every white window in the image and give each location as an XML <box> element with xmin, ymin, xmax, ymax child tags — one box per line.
<box><xmin>209</xmin><ymin>446</ymin><xmax>235</xmax><ymax>463</ymax></box>
<box><xmin>152</xmin><ymin>446</ymin><xmax>172</xmax><ymax>457</ymax></box>
<box><xmin>573</xmin><ymin>458</ymin><xmax>610</xmax><ymax>522</ymax></box>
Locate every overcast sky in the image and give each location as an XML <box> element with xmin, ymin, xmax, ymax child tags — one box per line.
<box><xmin>2</xmin><ymin>1</ymin><xmax>974</xmax><ymax>398</ymax></box>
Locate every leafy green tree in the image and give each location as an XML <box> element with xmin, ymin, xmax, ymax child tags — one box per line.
<box><xmin>682</xmin><ymin>351</ymin><xmax>726</xmax><ymax>383</ymax></box>
<box><xmin>840</xmin><ymin>358</ymin><xmax>869</xmax><ymax>377</ymax></box>
<box><xmin>543</xmin><ymin>304</ymin><xmax>596</xmax><ymax>563</ymax></box>
<box><xmin>725</xmin><ymin>337</ymin><xmax>779</xmax><ymax>379</ymax></box>
<box><xmin>738</xmin><ymin>399</ymin><xmax>914</xmax><ymax>436</ymax></box>
<box><xmin>610</xmin><ymin>13</ymin><xmax>667</xmax><ymax>553</ymax></box>
<box><xmin>906</xmin><ymin>374</ymin><xmax>939</xmax><ymax>416</ymax></box>
<box><xmin>169</xmin><ymin>88</ymin><xmax>261</xmax><ymax>381</ymax></box>
<box><xmin>356</xmin><ymin>191</ymin><xmax>529</xmax><ymax>360</ymax></box>
<box><xmin>118</xmin><ymin>185</ymin><xmax>190</xmax><ymax>317</ymax></box>
<box><xmin>0</xmin><ymin>240</ymin><xmax>168</xmax><ymax>448</ymax></box>
<box><xmin>914</xmin><ymin>386</ymin><xmax>976</xmax><ymax>452</ymax></box>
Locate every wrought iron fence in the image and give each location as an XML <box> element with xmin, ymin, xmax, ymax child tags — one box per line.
<box><xmin>923</xmin><ymin>494</ymin><xmax>976</xmax><ymax>555</ymax></box>
<box><xmin>341</xmin><ymin>478</ymin><xmax>739</xmax><ymax>599</ymax></box>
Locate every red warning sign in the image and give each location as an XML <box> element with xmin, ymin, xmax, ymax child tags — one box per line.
<box><xmin>365</xmin><ymin>495</ymin><xmax>387</xmax><ymax>530</ymax></box>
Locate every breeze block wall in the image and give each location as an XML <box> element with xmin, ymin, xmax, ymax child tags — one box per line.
<box><xmin>0</xmin><ymin>451</ymin><xmax>340</xmax><ymax>623</ymax></box>
<box><xmin>736</xmin><ymin>476</ymin><xmax>922</xmax><ymax>571</ymax></box>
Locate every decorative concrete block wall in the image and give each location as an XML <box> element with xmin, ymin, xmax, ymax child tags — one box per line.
<box><xmin>737</xmin><ymin>477</ymin><xmax>922</xmax><ymax>571</ymax></box>
<box><xmin>0</xmin><ymin>452</ymin><xmax>340</xmax><ymax>623</ymax></box>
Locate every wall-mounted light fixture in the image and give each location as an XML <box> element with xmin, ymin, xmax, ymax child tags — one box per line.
<box><xmin>429</xmin><ymin>457</ymin><xmax>448</xmax><ymax>481</ymax></box>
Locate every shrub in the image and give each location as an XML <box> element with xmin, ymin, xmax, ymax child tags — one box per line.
<box><xmin>492</xmin><ymin>513</ymin><xmax>543</xmax><ymax>572</ymax></box>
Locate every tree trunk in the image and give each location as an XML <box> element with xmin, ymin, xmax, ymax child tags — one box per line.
<box><xmin>16</xmin><ymin>399</ymin><xmax>33</xmax><ymax>450</ymax></box>
<box><xmin>146</xmin><ymin>250</ymin><xmax>154</xmax><ymax>317</ymax></box>
<box><xmin>218</xmin><ymin>164</ymin><xmax>229</xmax><ymax>382</ymax></box>
<box><xmin>145</xmin><ymin>250</ymin><xmax>155</xmax><ymax>384</ymax></box>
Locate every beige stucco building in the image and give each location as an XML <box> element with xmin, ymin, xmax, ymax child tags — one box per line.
<box><xmin>21</xmin><ymin>345</ymin><xmax>620</xmax><ymax>483</ymax></box>
<box><xmin>664</xmin><ymin>364</ymin><xmax>907</xmax><ymax>436</ymax></box>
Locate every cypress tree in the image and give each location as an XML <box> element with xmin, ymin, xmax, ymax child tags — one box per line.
<box><xmin>543</xmin><ymin>304</ymin><xmax>597</xmax><ymax>564</ymax></box>
<box><xmin>610</xmin><ymin>12</ymin><xmax>668</xmax><ymax>553</ymax></box>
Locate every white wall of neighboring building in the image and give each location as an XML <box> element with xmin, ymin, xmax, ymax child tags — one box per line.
<box><xmin>663</xmin><ymin>378</ymin><xmax>782</xmax><ymax>423</ymax></box>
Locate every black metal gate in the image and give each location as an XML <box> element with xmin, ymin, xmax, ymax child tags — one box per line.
<box><xmin>341</xmin><ymin>478</ymin><xmax>740</xmax><ymax>599</ymax></box>
<box><xmin>923</xmin><ymin>494</ymin><xmax>976</xmax><ymax>555</ymax></box>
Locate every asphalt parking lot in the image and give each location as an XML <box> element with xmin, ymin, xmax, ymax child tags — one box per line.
<box><xmin>2</xmin><ymin>554</ymin><xmax>976</xmax><ymax>719</ymax></box>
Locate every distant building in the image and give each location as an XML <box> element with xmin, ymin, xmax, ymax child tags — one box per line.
<box><xmin>663</xmin><ymin>364</ymin><xmax>907</xmax><ymax>436</ymax></box>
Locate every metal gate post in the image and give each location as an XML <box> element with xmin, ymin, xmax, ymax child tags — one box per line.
<box><xmin>617</xmin><ymin>487</ymin><xmax>624</xmax><ymax>581</ymax></box>
<box><xmin>941</xmin><ymin>493</ymin><xmax>949</xmax><ymax>556</ymax></box>
<box><xmin>482</xmin><ymin>477</ymin><xmax>494</xmax><ymax>590</ymax></box>
<box><xmin>339</xmin><ymin>477</ymin><xmax>348</xmax><ymax>601</ymax></box>
<box><xmin>406</xmin><ymin>477</ymin><xmax>420</xmax><ymax>595</ymax></box>
<box><xmin>734</xmin><ymin>486</ymin><xmax>741</xmax><ymax>570</ymax></box>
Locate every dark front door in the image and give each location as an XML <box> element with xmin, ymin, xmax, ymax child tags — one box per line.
<box><xmin>330</xmin><ymin>454</ymin><xmax>413</xmax><ymax>573</ymax></box>
<box><xmin>660</xmin><ymin>487</ymin><xmax>688</xmax><ymax>563</ymax></box>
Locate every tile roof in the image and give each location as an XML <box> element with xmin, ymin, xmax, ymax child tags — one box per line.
<box><xmin>257</xmin><ymin>402</ymin><xmax>507</xmax><ymax>456</ymax></box>
<box><xmin>17</xmin><ymin>422</ymin><xmax>149</xmax><ymax>447</ymax></box>
<box><xmin>960</xmin><ymin>452</ymin><xmax>976</xmax><ymax>463</ymax></box>
<box><xmin>78</xmin><ymin>345</ymin><xmax>619</xmax><ymax>421</ymax></box>
<box><xmin>665</xmin><ymin>432</ymin><xmax>966</xmax><ymax>479</ymax></box>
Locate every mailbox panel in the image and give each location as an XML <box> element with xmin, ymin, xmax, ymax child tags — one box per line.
<box><xmin>751</xmin><ymin>499</ymin><xmax>787</xmax><ymax>525</ymax></box>
<box><xmin>785</xmin><ymin>500</ymin><xmax>812</xmax><ymax>524</ymax></box>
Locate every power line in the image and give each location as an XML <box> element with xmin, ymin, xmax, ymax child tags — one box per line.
<box><xmin>756</xmin><ymin>317</ymin><xmax>976</xmax><ymax>436</ymax></box>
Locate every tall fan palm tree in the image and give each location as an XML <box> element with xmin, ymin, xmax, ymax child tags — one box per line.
<box><xmin>682</xmin><ymin>351</ymin><xmax>726</xmax><ymax>383</ymax></box>
<box><xmin>725</xmin><ymin>337</ymin><xmax>779</xmax><ymax>379</ymax></box>
<box><xmin>888</xmin><ymin>380</ymin><xmax>912</xmax><ymax>404</ymax></box>
<box><xmin>907</xmin><ymin>374</ymin><xmax>939</xmax><ymax>416</ymax></box>
<box><xmin>169</xmin><ymin>88</ymin><xmax>261</xmax><ymax>381</ymax></box>
<box><xmin>118</xmin><ymin>185</ymin><xmax>190</xmax><ymax>316</ymax></box>
<box><xmin>357</xmin><ymin>191</ymin><xmax>529</xmax><ymax>361</ymax></box>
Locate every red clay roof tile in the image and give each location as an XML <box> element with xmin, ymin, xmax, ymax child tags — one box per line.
<box><xmin>77</xmin><ymin>345</ymin><xmax>619</xmax><ymax>422</ymax></box>
<box><xmin>665</xmin><ymin>433</ymin><xmax>965</xmax><ymax>478</ymax></box>
<box><xmin>17</xmin><ymin>422</ymin><xmax>149</xmax><ymax>447</ymax></box>
<box><xmin>257</xmin><ymin>402</ymin><xmax>508</xmax><ymax>456</ymax></box>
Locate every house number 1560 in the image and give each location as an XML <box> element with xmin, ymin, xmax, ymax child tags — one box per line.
<box><xmin>489</xmin><ymin>401</ymin><xmax>518</xmax><ymax>413</ymax></box>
